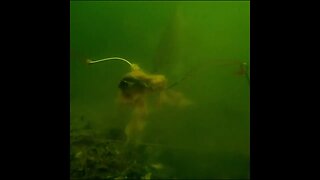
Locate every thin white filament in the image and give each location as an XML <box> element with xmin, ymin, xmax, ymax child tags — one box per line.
<box><xmin>86</xmin><ymin>57</ymin><xmax>133</xmax><ymax>68</ymax></box>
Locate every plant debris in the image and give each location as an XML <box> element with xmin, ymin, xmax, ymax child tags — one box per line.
<box><xmin>71</xmin><ymin>128</ymin><xmax>175</xmax><ymax>179</ymax></box>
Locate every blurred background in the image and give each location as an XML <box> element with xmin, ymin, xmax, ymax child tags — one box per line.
<box><xmin>70</xmin><ymin>1</ymin><xmax>250</xmax><ymax>179</ymax></box>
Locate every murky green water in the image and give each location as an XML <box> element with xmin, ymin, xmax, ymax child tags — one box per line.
<box><xmin>71</xmin><ymin>1</ymin><xmax>250</xmax><ymax>179</ymax></box>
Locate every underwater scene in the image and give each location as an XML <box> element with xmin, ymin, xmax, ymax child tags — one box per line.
<box><xmin>70</xmin><ymin>1</ymin><xmax>250</xmax><ymax>179</ymax></box>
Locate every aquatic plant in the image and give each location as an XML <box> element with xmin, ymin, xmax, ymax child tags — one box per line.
<box><xmin>70</xmin><ymin>128</ymin><xmax>173</xmax><ymax>179</ymax></box>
